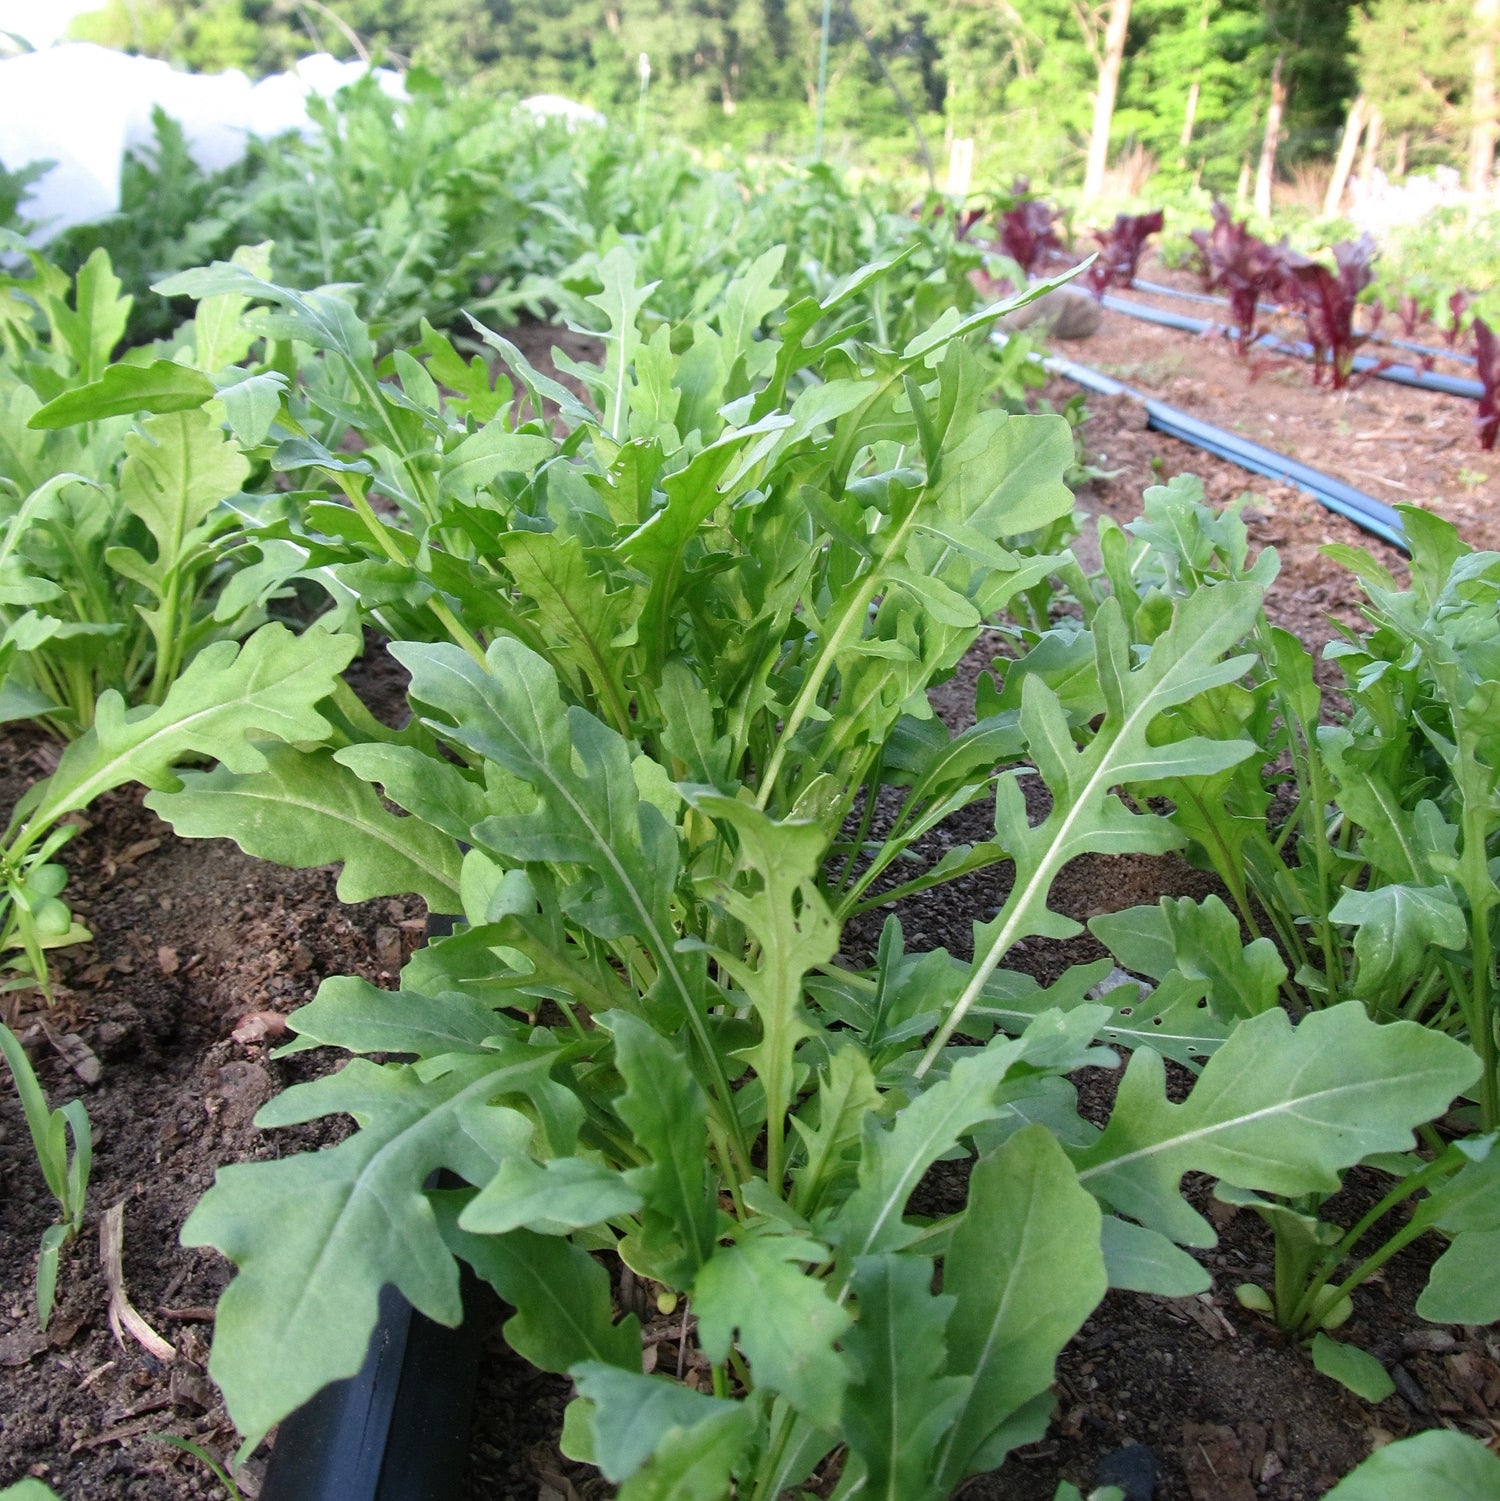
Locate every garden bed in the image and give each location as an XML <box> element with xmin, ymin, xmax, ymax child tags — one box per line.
<box><xmin>1071</xmin><ymin>265</ymin><xmax>1500</xmax><ymax>561</ymax></box>
<box><xmin>2</xmin><ymin>325</ymin><xmax>1497</xmax><ymax>1501</ymax></box>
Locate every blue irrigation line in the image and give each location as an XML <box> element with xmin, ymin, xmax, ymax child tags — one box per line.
<box><xmin>1098</xmin><ymin>293</ymin><xmax>1483</xmax><ymax>400</ymax></box>
<box><xmin>1130</xmin><ymin>276</ymin><xmax>1478</xmax><ymax>369</ymax></box>
<box><xmin>1035</xmin><ymin>348</ymin><xmax>1409</xmax><ymax>553</ymax></box>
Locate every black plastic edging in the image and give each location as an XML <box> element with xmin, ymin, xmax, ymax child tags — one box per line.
<box><xmin>260</xmin><ymin>911</ymin><xmax>492</xmax><ymax>1501</ymax></box>
<box><xmin>1129</xmin><ymin>277</ymin><xmax>1478</xmax><ymax>369</ymax></box>
<box><xmin>1097</xmin><ymin>292</ymin><xmax>1484</xmax><ymax>400</ymax></box>
<box><xmin>1034</xmin><ymin>346</ymin><xmax>1409</xmax><ymax>552</ymax></box>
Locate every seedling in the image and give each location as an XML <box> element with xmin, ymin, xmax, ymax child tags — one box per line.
<box><xmin>0</xmin><ymin>1022</ymin><xmax>91</xmax><ymax>1329</ymax></box>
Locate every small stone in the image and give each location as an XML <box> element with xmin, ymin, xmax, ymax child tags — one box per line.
<box><xmin>1097</xmin><ymin>1441</ymin><xmax>1158</xmax><ymax>1500</ymax></box>
<box><xmin>0</xmin><ymin>1328</ymin><xmax>47</xmax><ymax>1367</ymax></box>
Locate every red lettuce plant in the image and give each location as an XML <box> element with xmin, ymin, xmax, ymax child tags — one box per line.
<box><xmin>1190</xmin><ymin>200</ymin><xmax>1288</xmax><ymax>356</ymax></box>
<box><xmin>1082</xmin><ymin>209</ymin><xmax>1165</xmax><ymax>296</ymax></box>
<box><xmin>1475</xmin><ymin>316</ymin><xmax>1499</xmax><ymax>450</ymax></box>
<box><xmin>919</xmin><ymin>202</ymin><xmax>986</xmax><ymax>240</ymax></box>
<box><xmin>1000</xmin><ymin>196</ymin><xmax>1063</xmax><ymax>276</ymax></box>
<box><xmin>1280</xmin><ymin>235</ymin><xmax>1378</xmax><ymax>389</ymax></box>
<box><xmin>1448</xmin><ymin>290</ymin><xmax>1472</xmax><ymax>351</ymax></box>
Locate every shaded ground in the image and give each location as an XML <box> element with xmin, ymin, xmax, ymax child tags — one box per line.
<box><xmin>2</xmin><ymin>317</ymin><xmax>1497</xmax><ymax>1500</ymax></box>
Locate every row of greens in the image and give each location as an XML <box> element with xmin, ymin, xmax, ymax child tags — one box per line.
<box><xmin>2</xmin><ymin>223</ymin><xmax>1499</xmax><ymax>1494</ymax></box>
<box><xmin>8</xmin><ymin>77</ymin><xmax>995</xmax><ymax>353</ymax></box>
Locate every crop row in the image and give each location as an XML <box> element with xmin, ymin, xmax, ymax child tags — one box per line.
<box><xmin>1</xmin><ymin>104</ymin><xmax>1498</xmax><ymax>1500</ymax></box>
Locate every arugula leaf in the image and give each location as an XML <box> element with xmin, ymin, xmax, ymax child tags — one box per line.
<box><xmin>1071</xmin><ymin>1004</ymin><xmax>1479</xmax><ymax>1247</ymax></box>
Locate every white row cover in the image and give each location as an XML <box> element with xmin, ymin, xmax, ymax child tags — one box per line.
<box><xmin>0</xmin><ymin>42</ymin><xmax>405</xmax><ymax>240</ymax></box>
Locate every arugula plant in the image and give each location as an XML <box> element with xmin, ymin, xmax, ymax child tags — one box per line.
<box><xmin>1</xmin><ymin>620</ymin><xmax>358</xmax><ymax>1005</ymax></box>
<box><xmin>156</xmin><ymin>619</ymin><xmax>1480</xmax><ymax>1495</ymax></box>
<box><xmin>1219</xmin><ymin>1127</ymin><xmax>1500</xmax><ymax>1400</ymax></box>
<box><xmin>1</xmin><ymin>239</ymin><xmax>284</xmax><ymax>736</ymax></box>
<box><xmin>155</xmin><ymin>243</ymin><xmax>1085</xmax><ymax>846</ymax></box>
<box><xmin>0</xmin><ymin>1021</ymin><xmax>90</xmax><ymax>1329</ymax></box>
<box><xmin>1084</xmin><ymin>479</ymin><xmax>1500</xmax><ymax>1126</ymax></box>
<box><xmin>0</xmin><ymin>240</ymin><xmax>303</xmax><ymax>997</ymax></box>
<box><xmin>127</xmin><ymin>270</ymin><xmax>1482</xmax><ymax>1495</ymax></box>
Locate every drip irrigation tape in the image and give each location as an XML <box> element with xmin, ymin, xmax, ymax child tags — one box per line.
<box><xmin>1036</xmin><ymin>348</ymin><xmax>1409</xmax><ymax>552</ymax></box>
<box><xmin>1098</xmin><ymin>293</ymin><xmax>1483</xmax><ymax>400</ymax></box>
<box><xmin>1128</xmin><ymin>277</ymin><xmax>1478</xmax><ymax>369</ymax></box>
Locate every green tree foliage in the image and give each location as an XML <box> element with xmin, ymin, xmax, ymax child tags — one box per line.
<box><xmin>1354</xmin><ymin>0</ymin><xmax>1471</xmax><ymax>168</ymax></box>
<box><xmin>63</xmin><ymin>0</ymin><xmax>1487</xmax><ymax>193</ymax></box>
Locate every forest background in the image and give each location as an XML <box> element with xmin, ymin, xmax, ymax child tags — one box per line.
<box><xmin>43</xmin><ymin>0</ymin><xmax>1500</xmax><ymax>206</ymax></box>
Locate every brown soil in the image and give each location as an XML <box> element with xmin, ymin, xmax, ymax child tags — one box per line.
<box><xmin>3</xmin><ymin>321</ymin><xmax>1498</xmax><ymax>1501</ymax></box>
<box><xmin>1072</xmin><ymin>259</ymin><xmax>1500</xmax><ymax>568</ymax></box>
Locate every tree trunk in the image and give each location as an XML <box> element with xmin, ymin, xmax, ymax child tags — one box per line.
<box><xmin>1179</xmin><ymin>3</ymin><xmax>1209</xmax><ymax>152</ymax></box>
<box><xmin>1082</xmin><ymin>0</ymin><xmax>1132</xmax><ymax>202</ymax></box>
<box><xmin>1394</xmin><ymin>130</ymin><xmax>1409</xmax><ymax>178</ymax></box>
<box><xmin>1358</xmin><ymin>108</ymin><xmax>1383</xmax><ymax>186</ymax></box>
<box><xmin>1323</xmin><ymin>93</ymin><xmax>1367</xmax><ymax>217</ymax></box>
<box><xmin>1253</xmin><ymin>53</ymin><xmax>1285</xmax><ymax>219</ymax></box>
<box><xmin>1180</xmin><ymin>79</ymin><xmax>1201</xmax><ymax>149</ymax></box>
<box><xmin>1236</xmin><ymin>156</ymin><xmax>1252</xmax><ymax>210</ymax></box>
<box><xmin>1471</xmin><ymin>0</ymin><xmax>1499</xmax><ymax>192</ymax></box>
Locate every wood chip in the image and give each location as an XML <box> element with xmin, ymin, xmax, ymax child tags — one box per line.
<box><xmin>1168</xmin><ymin>1293</ymin><xmax>1237</xmax><ymax>1341</ymax></box>
<box><xmin>155</xmin><ymin>946</ymin><xmax>180</xmax><ymax>976</ymax></box>
<box><xmin>159</xmin><ymin>1306</ymin><xmax>217</xmax><ymax>1323</ymax></box>
<box><xmin>232</xmin><ymin>1011</ymin><xmax>288</xmax><ymax>1045</ymax></box>
<box><xmin>104</xmin><ymin>838</ymin><xmax>161</xmax><ymax>877</ymax></box>
<box><xmin>70</xmin><ymin>1412</ymin><xmax>164</xmax><ymax>1453</ymax></box>
<box><xmin>43</xmin><ymin>1024</ymin><xmax>102</xmax><ymax>1086</ymax></box>
<box><xmin>100</xmin><ymin>1202</ymin><xmax>175</xmax><ymax>1364</ymax></box>
<box><xmin>1181</xmin><ymin>1422</ymin><xmax>1257</xmax><ymax>1501</ymax></box>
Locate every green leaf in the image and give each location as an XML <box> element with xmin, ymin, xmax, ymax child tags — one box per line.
<box><xmin>1091</xmin><ymin>896</ymin><xmax>1283</xmax><ymax>1022</ymax></box>
<box><xmin>611</xmin><ymin>1013</ymin><xmax>718</xmax><ymax>1287</ymax></box>
<box><xmin>922</xmin><ymin>582</ymin><xmax>1265</xmax><ymax>1064</ymax></box>
<box><xmin>841</xmin><ymin>1254</ymin><xmax>967</xmax><ymax>1501</ymax></box>
<box><xmin>459</xmin><ymin>1155</ymin><xmax>643</xmax><ymax>1236</ymax></box>
<box><xmin>1099</xmin><ymin>1215</ymin><xmax>1209</xmax><ymax>1296</ymax></box>
<box><xmin>1418</xmin><ymin>1228</ymin><xmax>1500</xmax><ymax>1324</ymax></box>
<box><xmin>832</xmin><ymin>1012</ymin><xmax>1108</xmax><ymax>1272</ymax></box>
<box><xmin>52</xmin><ymin>248</ymin><xmax>130</xmax><ymax>382</ymax></box>
<box><xmin>182</xmin><ymin>1041</ymin><xmax>569</xmax><ymax>1439</ymax></box>
<box><xmin>1323</xmin><ymin>1429</ymin><xmax>1500</xmax><ymax>1499</ymax></box>
<box><xmin>1071</xmin><ymin>1004</ymin><xmax>1480</xmax><ymax>1248</ymax></box>
<box><xmin>396</xmin><ymin>638</ymin><xmax>742</xmax><ymax>1155</ymax></box>
<box><xmin>28</xmin><ymin>359</ymin><xmax>216</xmax><ymax>428</ymax></box>
<box><xmin>399</xmin><ymin>639</ymin><xmax>681</xmax><ymax>972</ymax></box>
<box><xmin>436</xmin><ymin>1198</ymin><xmax>642</xmax><ymax>1374</ymax></box>
<box><xmin>194</xmin><ymin>241</ymin><xmax>273</xmax><ymax>372</ymax></box>
<box><xmin>333</xmin><ymin>742</ymin><xmax>493</xmax><ymax>843</ymax></box>
<box><xmin>935</xmin><ymin>1126</ymin><xmax>1107</xmax><ymax>1488</ymax></box>
<box><xmin>30</xmin><ymin>624</ymin><xmax>358</xmax><ymax>828</ymax></box>
<box><xmin>693</xmin><ymin>1230</ymin><xmax>851</xmax><ymax>1430</ymax></box>
<box><xmin>286</xmin><ymin>974</ymin><xmax>512</xmax><ymax>1058</ymax></box>
<box><xmin>618</xmin><ymin>1404</ymin><xmax>760</xmax><ymax>1501</ymax></box>
<box><xmin>215</xmin><ymin>370</ymin><xmax>288</xmax><ymax>448</ymax></box>
<box><xmin>1310</xmin><ymin>1334</ymin><xmax>1395</xmax><ymax>1403</ymax></box>
<box><xmin>688</xmin><ymin>794</ymin><xmax>836</xmax><ymax>1185</ymax></box>
<box><xmin>438</xmin><ymin>424</ymin><xmax>553</xmax><ymax>499</ymax></box>
<box><xmin>790</xmin><ymin>1044</ymin><xmax>882</xmax><ymax>1219</ymax></box>
<box><xmin>1330</xmin><ymin>884</ymin><xmax>1468</xmax><ymax>1007</ymax></box>
<box><xmin>118</xmin><ymin>408</ymin><xmax>249</xmax><ymax>565</ymax></box>
<box><xmin>570</xmin><ymin>1363</ymin><xmax>753</xmax><ymax>1488</ymax></box>
<box><xmin>146</xmin><ymin>745</ymin><xmax>462</xmax><ymax>911</ymax></box>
